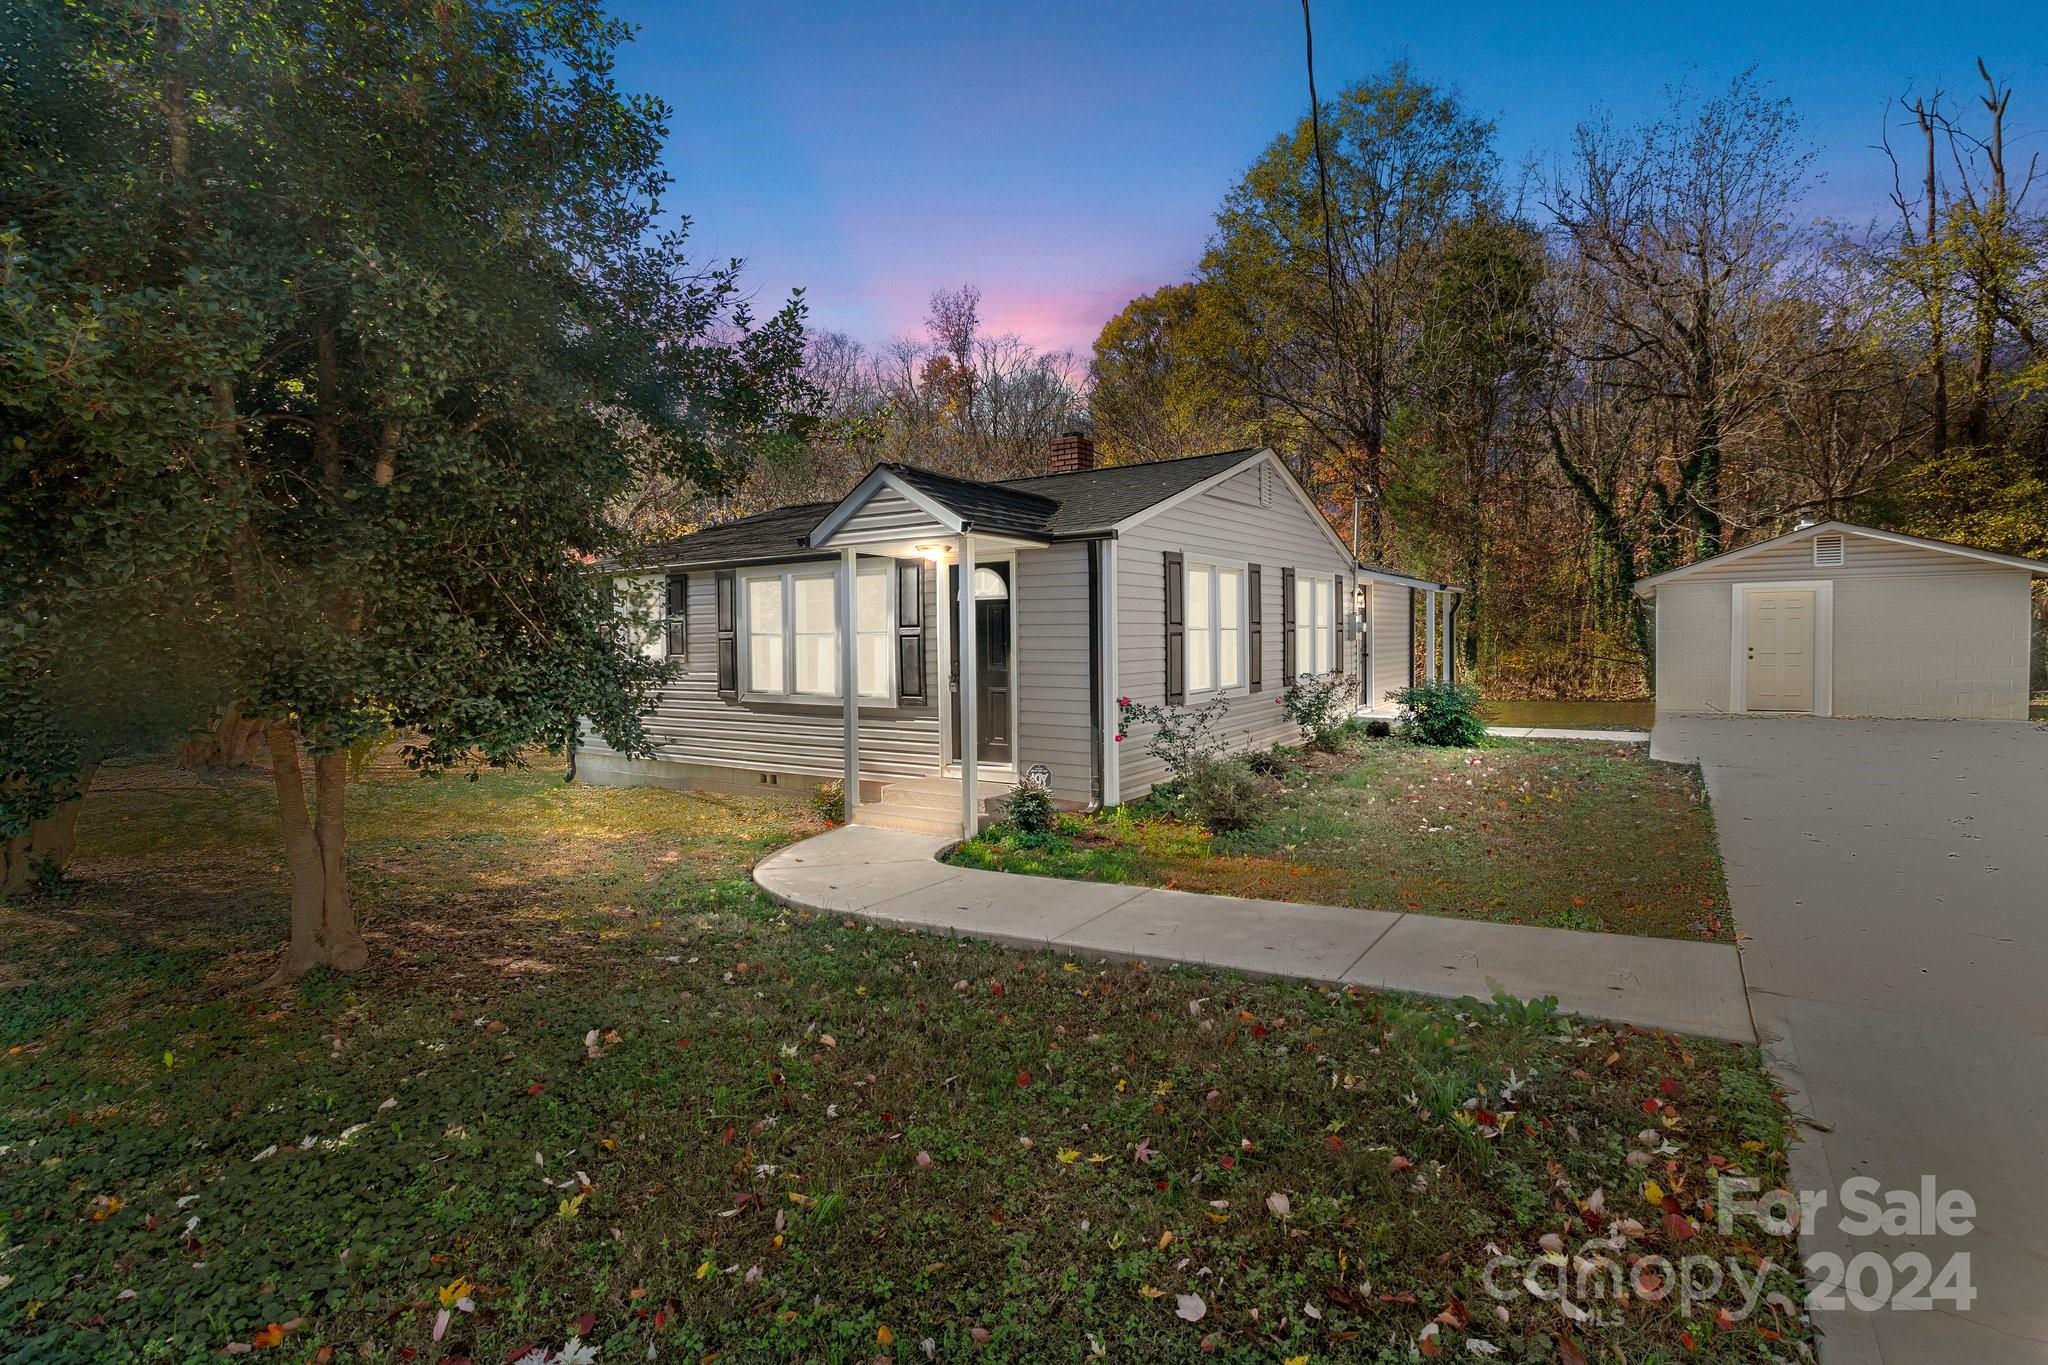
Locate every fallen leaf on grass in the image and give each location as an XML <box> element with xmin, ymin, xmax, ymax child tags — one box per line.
<box><xmin>1175</xmin><ymin>1293</ymin><xmax>1207</xmax><ymax>1323</ymax></box>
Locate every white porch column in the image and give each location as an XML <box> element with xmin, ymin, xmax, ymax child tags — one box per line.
<box><xmin>838</xmin><ymin>546</ymin><xmax>860</xmax><ymax>822</ymax></box>
<box><xmin>957</xmin><ymin>534</ymin><xmax>978</xmax><ymax>839</ymax></box>
<box><xmin>1425</xmin><ymin>590</ymin><xmax>1438</xmax><ymax>683</ymax></box>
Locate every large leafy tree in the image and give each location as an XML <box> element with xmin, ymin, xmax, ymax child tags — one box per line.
<box><xmin>1</xmin><ymin>0</ymin><xmax>811</xmax><ymax>969</ymax></box>
<box><xmin>1088</xmin><ymin>282</ymin><xmax>1261</xmax><ymax>464</ymax></box>
<box><xmin>1199</xmin><ymin>65</ymin><xmax>1500</xmax><ymax>557</ymax></box>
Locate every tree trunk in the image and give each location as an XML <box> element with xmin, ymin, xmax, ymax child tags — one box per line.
<box><xmin>176</xmin><ymin>700</ymin><xmax>268</xmax><ymax>769</ymax></box>
<box><xmin>1</xmin><ymin>765</ymin><xmax>97</xmax><ymax>895</ymax></box>
<box><xmin>265</xmin><ymin>721</ymin><xmax>368</xmax><ymax>977</ymax></box>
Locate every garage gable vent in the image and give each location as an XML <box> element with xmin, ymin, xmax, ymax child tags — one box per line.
<box><xmin>1811</xmin><ymin>533</ymin><xmax>1846</xmax><ymax>568</ymax></box>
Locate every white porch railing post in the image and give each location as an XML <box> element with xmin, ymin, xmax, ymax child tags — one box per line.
<box><xmin>958</xmin><ymin>534</ymin><xmax>978</xmax><ymax>840</ymax></box>
<box><xmin>1425</xmin><ymin>590</ymin><xmax>1438</xmax><ymax>683</ymax></box>
<box><xmin>839</xmin><ymin>546</ymin><xmax>859</xmax><ymax>822</ymax></box>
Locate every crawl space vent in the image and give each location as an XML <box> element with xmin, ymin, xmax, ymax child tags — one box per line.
<box><xmin>1812</xmin><ymin>533</ymin><xmax>1846</xmax><ymax>568</ymax></box>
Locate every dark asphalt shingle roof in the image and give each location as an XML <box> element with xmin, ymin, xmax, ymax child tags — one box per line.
<box><xmin>627</xmin><ymin>447</ymin><xmax>1267</xmax><ymax>570</ymax></box>
<box><xmin>619</xmin><ymin>500</ymin><xmax>837</xmax><ymax>571</ymax></box>
<box><xmin>997</xmin><ymin>447</ymin><xmax>1263</xmax><ymax>535</ymax></box>
<box><xmin>889</xmin><ymin>464</ymin><xmax>1059</xmax><ymax>539</ymax></box>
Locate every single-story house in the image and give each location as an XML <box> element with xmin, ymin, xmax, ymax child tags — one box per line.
<box><xmin>581</xmin><ymin>435</ymin><xmax>1442</xmax><ymax>835</ymax></box>
<box><xmin>1635</xmin><ymin>519</ymin><xmax>2048</xmax><ymax>721</ymax></box>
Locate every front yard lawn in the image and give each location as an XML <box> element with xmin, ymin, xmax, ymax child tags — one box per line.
<box><xmin>952</xmin><ymin>739</ymin><xmax>1732</xmax><ymax>941</ymax></box>
<box><xmin>1</xmin><ymin>755</ymin><xmax>1800</xmax><ymax>1362</ymax></box>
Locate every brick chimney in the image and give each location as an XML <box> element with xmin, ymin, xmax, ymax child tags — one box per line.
<box><xmin>1048</xmin><ymin>430</ymin><xmax>1095</xmax><ymax>474</ymax></box>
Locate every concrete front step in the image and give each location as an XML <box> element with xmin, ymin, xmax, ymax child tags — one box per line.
<box><xmin>875</xmin><ymin>775</ymin><xmax>1017</xmax><ymax>812</ymax></box>
<box><xmin>851</xmin><ymin>802</ymin><xmax>978</xmax><ymax>836</ymax></box>
<box><xmin>848</xmin><ymin>775</ymin><xmax>1020</xmax><ymax>836</ymax></box>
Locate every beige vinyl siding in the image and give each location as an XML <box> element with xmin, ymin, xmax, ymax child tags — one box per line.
<box><xmin>580</xmin><ymin>566</ymin><xmax>941</xmax><ymax>784</ymax></box>
<box><xmin>1115</xmin><ymin>461</ymin><xmax>1355</xmax><ymax>802</ymax></box>
<box><xmin>826</xmin><ymin>486</ymin><xmax>949</xmax><ymax>546</ymax></box>
<box><xmin>1660</xmin><ymin>533</ymin><xmax>2007</xmax><ymax>583</ymax></box>
<box><xmin>1363</xmin><ymin>580</ymin><xmax>1413</xmax><ymax>712</ymax></box>
<box><xmin>1211</xmin><ymin>465</ymin><xmax>1266</xmax><ymax>507</ymax></box>
<box><xmin>1013</xmin><ymin>542</ymin><xmax>1096</xmax><ymax>806</ymax></box>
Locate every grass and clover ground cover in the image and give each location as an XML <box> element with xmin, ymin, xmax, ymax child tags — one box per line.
<box><xmin>1</xmin><ymin>755</ymin><xmax>1801</xmax><ymax>1361</ymax></box>
<box><xmin>954</xmin><ymin>739</ymin><xmax>1733</xmax><ymax>942</ymax></box>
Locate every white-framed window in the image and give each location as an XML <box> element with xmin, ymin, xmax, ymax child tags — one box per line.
<box><xmin>740</xmin><ymin>563</ymin><xmax>894</xmax><ymax>702</ymax></box>
<box><xmin>1294</xmin><ymin>574</ymin><xmax>1334</xmax><ymax>675</ymax></box>
<box><xmin>1186</xmin><ymin>561</ymin><xmax>1246</xmax><ymax>696</ymax></box>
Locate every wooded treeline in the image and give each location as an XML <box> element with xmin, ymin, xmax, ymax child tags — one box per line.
<box><xmin>1088</xmin><ymin>64</ymin><xmax>2048</xmax><ymax>695</ymax></box>
<box><xmin>690</xmin><ymin>65</ymin><xmax>2046</xmax><ymax>698</ymax></box>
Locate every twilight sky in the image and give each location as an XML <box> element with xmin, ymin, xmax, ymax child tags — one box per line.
<box><xmin>610</xmin><ymin>1</ymin><xmax>2048</xmax><ymax>358</ymax></box>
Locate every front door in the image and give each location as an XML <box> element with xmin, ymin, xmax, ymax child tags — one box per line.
<box><xmin>1744</xmin><ymin>589</ymin><xmax>1815</xmax><ymax>712</ymax></box>
<box><xmin>948</xmin><ymin>562</ymin><xmax>1012</xmax><ymax>765</ymax></box>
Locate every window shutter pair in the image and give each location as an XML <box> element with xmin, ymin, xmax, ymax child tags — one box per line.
<box><xmin>1280</xmin><ymin>567</ymin><xmax>1297</xmax><ymax>679</ymax></box>
<box><xmin>894</xmin><ymin>557</ymin><xmax>927</xmax><ymax>706</ymax></box>
<box><xmin>1247</xmin><ymin>564</ymin><xmax>1263</xmax><ymax>692</ymax></box>
<box><xmin>664</xmin><ymin>573</ymin><xmax>689</xmax><ymax>660</ymax></box>
<box><xmin>1163</xmin><ymin>551</ymin><xmax>1185</xmax><ymax>706</ymax></box>
<box><xmin>714</xmin><ymin>570</ymin><xmax>738</xmax><ymax>699</ymax></box>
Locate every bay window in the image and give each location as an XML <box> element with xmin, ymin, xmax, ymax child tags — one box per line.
<box><xmin>1186</xmin><ymin>561</ymin><xmax>1246</xmax><ymax>696</ymax></box>
<box><xmin>741</xmin><ymin>563</ymin><xmax>895</xmax><ymax>701</ymax></box>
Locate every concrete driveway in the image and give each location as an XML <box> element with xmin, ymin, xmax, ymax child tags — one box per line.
<box><xmin>1654</xmin><ymin>717</ymin><xmax>2048</xmax><ymax>1364</ymax></box>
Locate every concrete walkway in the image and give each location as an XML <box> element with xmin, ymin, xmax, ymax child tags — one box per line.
<box><xmin>755</xmin><ymin>823</ymin><xmax>1753</xmax><ymax>1041</ymax></box>
<box><xmin>1656</xmin><ymin>717</ymin><xmax>2048</xmax><ymax>1364</ymax></box>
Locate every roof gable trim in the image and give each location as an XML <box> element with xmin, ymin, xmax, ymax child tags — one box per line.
<box><xmin>808</xmin><ymin>467</ymin><xmax>966</xmax><ymax>546</ymax></box>
<box><xmin>1108</xmin><ymin>449</ymin><xmax>1354</xmax><ymax>568</ymax></box>
<box><xmin>1634</xmin><ymin>520</ymin><xmax>2048</xmax><ymax>594</ymax></box>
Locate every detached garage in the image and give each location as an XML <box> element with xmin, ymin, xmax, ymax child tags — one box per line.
<box><xmin>1637</xmin><ymin>520</ymin><xmax>2047</xmax><ymax>721</ymax></box>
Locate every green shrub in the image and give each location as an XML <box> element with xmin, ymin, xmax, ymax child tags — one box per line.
<box><xmin>1246</xmin><ymin>743</ymin><xmax>1300</xmax><ymax>779</ymax></box>
<box><xmin>809</xmin><ymin>779</ymin><xmax>845</xmax><ymax>823</ymax></box>
<box><xmin>1002</xmin><ymin>778</ymin><xmax>1057</xmax><ymax>833</ymax></box>
<box><xmin>1182</xmin><ymin>758</ymin><xmax>1273</xmax><ymax>833</ymax></box>
<box><xmin>1280</xmin><ymin>672</ymin><xmax>1359</xmax><ymax>750</ymax></box>
<box><xmin>1393</xmin><ymin>681</ymin><xmax>1486</xmax><ymax>746</ymax></box>
<box><xmin>1115</xmin><ymin>694</ymin><xmax>1231</xmax><ymax>783</ymax></box>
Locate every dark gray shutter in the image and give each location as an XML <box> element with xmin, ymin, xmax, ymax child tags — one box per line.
<box><xmin>1163</xmin><ymin>551</ymin><xmax>1185</xmax><ymax>706</ymax></box>
<box><xmin>664</xmin><ymin>573</ymin><xmax>689</xmax><ymax>660</ymax></box>
<box><xmin>1333</xmin><ymin>574</ymin><xmax>1343</xmax><ymax>674</ymax></box>
<box><xmin>1246</xmin><ymin>564</ymin><xmax>1263</xmax><ymax>692</ymax></box>
<box><xmin>894</xmin><ymin>557</ymin><xmax>926</xmax><ymax>705</ymax></box>
<box><xmin>714</xmin><ymin>570</ymin><xmax>738</xmax><ymax>699</ymax></box>
<box><xmin>1280</xmin><ymin>567</ymin><xmax>1296</xmax><ymax>679</ymax></box>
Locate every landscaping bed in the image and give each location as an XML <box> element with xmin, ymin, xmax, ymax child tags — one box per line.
<box><xmin>1</xmin><ymin>757</ymin><xmax>1798</xmax><ymax>1361</ymax></box>
<box><xmin>953</xmin><ymin>738</ymin><xmax>1733</xmax><ymax>941</ymax></box>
